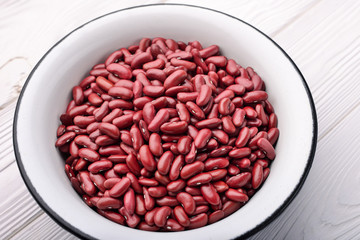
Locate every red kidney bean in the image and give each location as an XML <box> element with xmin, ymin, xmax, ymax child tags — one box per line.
<box><xmin>138</xmin><ymin>222</ymin><xmax>160</xmax><ymax>231</ymax></box>
<box><xmin>176</xmin><ymin>192</ymin><xmax>196</xmax><ymax>215</ymax></box>
<box><xmin>185</xmin><ymin>186</ymin><xmax>201</xmax><ymax>196</ymax></box>
<box><xmin>222</xmin><ymin>200</ymin><xmax>242</xmax><ymax>217</ymax></box>
<box><xmin>225</xmin><ymin>59</ymin><xmax>239</xmax><ymax>75</ymax></box>
<box><xmin>196</xmin><ymin>85</ymin><xmax>212</xmax><ymax>107</ymax></box>
<box><xmin>98</xmin><ymin>209</ymin><xmax>125</xmax><ymax>225</ymax></box>
<box><xmin>268</xmin><ymin>127</ymin><xmax>280</xmax><ymax>145</ymax></box>
<box><xmin>252</xmin><ymin>162</ymin><xmax>264</xmax><ymax>189</ymax></box>
<box><xmin>212</xmin><ymin>181</ymin><xmax>229</xmax><ymax>193</ymax></box>
<box><xmin>148</xmin><ymin>133</ymin><xmax>162</xmax><ymax>157</ymax></box>
<box><xmin>200</xmin><ymin>183</ymin><xmax>220</xmax><ymax>205</ymax></box>
<box><xmin>78</xmin><ymin>148</ymin><xmax>100</xmax><ymax>162</ymax></box>
<box><xmin>123</xmin><ymin>188</ymin><xmax>136</xmax><ymax>214</ymax></box>
<box><xmin>214</xmin><ymin>89</ymin><xmax>234</xmax><ymax>104</ymax></box>
<box><xmin>156</xmin><ymin>196</ymin><xmax>179</xmax><ymax>207</ymax></box>
<box><xmin>106</xmin><ymin>63</ymin><xmax>132</xmax><ymax>79</ymax></box>
<box><xmin>72</xmin><ymin>86</ymin><xmax>84</xmax><ymax>105</ymax></box>
<box><xmin>88</xmin><ymin>160</ymin><xmax>112</xmax><ymax>174</ymax></box>
<box><xmin>194</xmin><ymin>128</ymin><xmax>212</xmax><ymax>149</ymax></box>
<box><xmin>165</xmin><ymin>85</ymin><xmax>190</xmax><ymax>97</ymax></box>
<box><xmin>112</xmin><ymin>114</ymin><xmax>134</xmax><ymax>130</ymax></box>
<box><xmin>235</xmin><ymin>127</ymin><xmax>250</xmax><ymax>148</ymax></box>
<box><xmin>187</xmin><ymin>173</ymin><xmax>212</xmax><ymax>187</ymax></box>
<box><xmin>255</xmin><ymin>104</ymin><xmax>268</xmax><ymax>126</ymax></box>
<box><xmin>235</xmin><ymin>76</ymin><xmax>254</xmax><ymax>91</ymax></box>
<box><xmin>138</xmin><ymin>145</ymin><xmax>156</xmax><ymax>172</ymax></box>
<box><xmin>142</xmin><ymin>103</ymin><xmax>155</xmax><ymax>126</ymax></box>
<box><xmin>148</xmin><ymin>109</ymin><xmax>169</xmax><ymax>132</ymax></box>
<box><xmin>221</xmin><ymin>116</ymin><xmax>236</xmax><ymax>134</ymax></box>
<box><xmin>105</xmin><ymin>50</ymin><xmax>123</xmax><ymax>67</ymax></box>
<box><xmin>173</xmin><ymin>206</ymin><xmax>190</xmax><ymax>227</ymax></box>
<box><xmin>175</xmin><ymin>136</ymin><xmax>191</xmax><ymax>155</ymax></box>
<box><xmin>163</xmin><ymin>70</ymin><xmax>187</xmax><ymax>89</ymax></box>
<box><xmin>108</xmin><ymin>86</ymin><xmax>133</xmax><ymax>100</ymax></box>
<box><xmin>97</xmin><ymin>123</ymin><xmax>119</xmax><ymax>140</ymax></box>
<box><xmin>55</xmin><ymin>132</ymin><xmax>76</xmax><ymax>147</ymax></box>
<box><xmin>79</xmin><ymin>171</ymin><xmax>97</xmax><ymax>196</ymax></box>
<box><xmin>226</xmin><ymin>172</ymin><xmax>252</xmax><ymax>188</ymax></box>
<box><xmin>114</xmin><ymin>79</ymin><xmax>134</xmax><ymax>90</ymax></box>
<box><xmin>211</xmin><ymin>129</ymin><xmax>229</xmax><ymax>145</ymax></box>
<box><xmin>89</xmin><ymin>173</ymin><xmax>106</xmax><ymax>192</ymax></box>
<box><xmin>96</xmin><ymin>76</ymin><xmax>114</xmax><ymax>92</ymax></box>
<box><xmin>95</xmin><ymin>135</ymin><xmax>117</xmax><ymax>146</ymax></box>
<box><xmin>257</xmin><ymin>138</ymin><xmax>276</xmax><ymax>160</ymax></box>
<box><xmin>120</xmin><ymin>207</ymin><xmax>141</xmax><ymax>228</ymax></box>
<box><xmin>225</xmin><ymin>189</ymin><xmax>249</xmax><ymax>202</ymax></box>
<box><xmin>143</xmin><ymin>58</ymin><xmax>165</xmax><ymax>70</ymax></box>
<box><xmin>138</xmin><ymin>178</ymin><xmax>159</xmax><ymax>187</ymax></box>
<box><xmin>131</xmin><ymin>52</ymin><xmax>152</xmax><ymax>69</ymax></box>
<box><xmin>124</xmin><ymin>153</ymin><xmax>140</xmax><ymax>176</ymax></box>
<box><xmin>156</xmin><ymin>151</ymin><xmax>173</xmax><ymax>176</ymax></box>
<box><xmin>134</xmin><ymin>194</ymin><xmax>147</xmax><ymax>215</ymax></box>
<box><xmin>129</xmin><ymin>125</ymin><xmax>143</xmax><ymax>151</ymax></box>
<box><xmin>180</xmin><ymin>161</ymin><xmax>204</xmax><ymax>180</ymax></box>
<box><xmin>109</xmin><ymin>99</ymin><xmax>133</xmax><ymax>110</ymax></box>
<box><xmin>160</xmin><ymin>121</ymin><xmax>188</xmax><ymax>134</ymax></box>
<box><xmin>208</xmin><ymin>210</ymin><xmax>225</xmax><ymax>224</ymax></box>
<box><xmin>154</xmin><ymin>206</ymin><xmax>172</xmax><ymax>227</ymax></box>
<box><xmin>228</xmin><ymin>164</ymin><xmax>240</xmax><ymax>176</ymax></box>
<box><xmin>103</xmin><ymin>178</ymin><xmax>121</xmax><ymax>189</ymax></box>
<box><xmin>205</xmin><ymin>56</ymin><xmax>227</xmax><ymax>68</ymax></box>
<box><xmin>113</xmin><ymin>163</ymin><xmax>130</xmax><ymax>175</ymax></box>
<box><xmin>148</xmin><ymin>186</ymin><xmax>167</xmax><ymax>198</ymax></box>
<box><xmin>143</xmin><ymin>85</ymin><xmax>165</xmax><ymax>97</ymax></box>
<box><xmin>228</xmin><ymin>147</ymin><xmax>251</xmax><ymax>158</ymax></box>
<box><xmin>168</xmin><ymin>155</ymin><xmax>184</xmax><ymax>181</ymax></box>
<box><xmin>195</xmin><ymin>118</ymin><xmax>222</xmax><ymax>129</ymax></box>
<box><xmin>165</xmin><ymin>219</ymin><xmax>185</xmax><ymax>231</ymax></box>
<box><xmin>233</xmin><ymin>108</ymin><xmax>246</xmax><ymax>127</ymax></box>
<box><xmin>268</xmin><ymin>113</ymin><xmax>277</xmax><ymax>129</ymax></box>
<box><xmin>109</xmin><ymin>177</ymin><xmax>131</xmax><ymax>198</ymax></box>
<box><xmin>177</xmin><ymin>92</ymin><xmax>198</xmax><ymax>102</ymax></box>
<box><xmin>219</xmin><ymin>98</ymin><xmax>235</xmax><ymax>116</ymax></box>
<box><xmin>188</xmin><ymin>213</ymin><xmax>208</xmax><ymax>229</ymax></box>
<box><xmin>204</xmin><ymin>157</ymin><xmax>229</xmax><ymax>171</ymax></box>
<box><xmin>166</xmin><ymin>179</ymin><xmax>186</xmax><ymax>193</ymax></box>
<box><xmin>186</xmin><ymin>101</ymin><xmax>205</xmax><ymax>120</ymax></box>
<box><xmin>94</xmin><ymin>101</ymin><xmax>109</xmax><ymax>122</ymax></box>
<box><xmin>209</xmin><ymin>146</ymin><xmax>232</xmax><ymax>157</ymax></box>
<box><xmin>198</xmin><ymin>45</ymin><xmax>219</xmax><ymax>58</ymax></box>
<box><xmin>96</xmin><ymin>197</ymin><xmax>122</xmax><ymax>210</ymax></box>
<box><xmin>185</xmin><ymin>142</ymin><xmax>197</xmax><ymax>164</ymax></box>
<box><xmin>79</xmin><ymin>75</ymin><xmax>96</xmax><ymax>89</ymax></box>
<box><xmin>243</xmin><ymin>91</ymin><xmax>268</xmax><ymax>103</ymax></box>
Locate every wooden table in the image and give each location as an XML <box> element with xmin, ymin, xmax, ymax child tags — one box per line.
<box><xmin>1</xmin><ymin>0</ymin><xmax>359</xmax><ymax>239</ymax></box>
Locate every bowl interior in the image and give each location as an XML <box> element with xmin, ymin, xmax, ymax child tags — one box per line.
<box><xmin>14</xmin><ymin>4</ymin><xmax>316</xmax><ymax>240</ymax></box>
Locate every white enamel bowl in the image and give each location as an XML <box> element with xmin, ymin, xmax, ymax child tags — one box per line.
<box><xmin>13</xmin><ymin>4</ymin><xmax>317</xmax><ymax>240</ymax></box>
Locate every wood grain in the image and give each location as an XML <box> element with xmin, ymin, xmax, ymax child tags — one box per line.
<box><xmin>1</xmin><ymin>0</ymin><xmax>359</xmax><ymax>239</ymax></box>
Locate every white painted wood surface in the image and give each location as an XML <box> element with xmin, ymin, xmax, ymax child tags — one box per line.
<box><xmin>1</xmin><ymin>0</ymin><xmax>359</xmax><ymax>239</ymax></box>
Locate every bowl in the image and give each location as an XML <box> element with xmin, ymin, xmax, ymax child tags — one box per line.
<box><xmin>13</xmin><ymin>4</ymin><xmax>317</xmax><ymax>240</ymax></box>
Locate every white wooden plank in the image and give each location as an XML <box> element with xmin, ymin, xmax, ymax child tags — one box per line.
<box><xmin>10</xmin><ymin>214</ymin><xmax>76</xmax><ymax>240</ymax></box>
<box><xmin>164</xmin><ymin>0</ymin><xmax>320</xmax><ymax>37</ymax></box>
<box><xmin>0</xmin><ymin>101</ymin><xmax>17</xmax><ymax>172</ymax></box>
<box><xmin>0</xmin><ymin>163</ymin><xmax>43</xmax><ymax>239</ymax></box>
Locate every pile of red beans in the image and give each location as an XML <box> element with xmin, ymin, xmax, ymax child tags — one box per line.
<box><xmin>55</xmin><ymin>37</ymin><xmax>279</xmax><ymax>231</ymax></box>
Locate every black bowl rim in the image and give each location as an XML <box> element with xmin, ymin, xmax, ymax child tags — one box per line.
<box><xmin>13</xmin><ymin>3</ymin><xmax>318</xmax><ymax>240</ymax></box>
